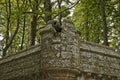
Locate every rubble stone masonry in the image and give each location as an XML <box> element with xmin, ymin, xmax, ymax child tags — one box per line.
<box><xmin>0</xmin><ymin>19</ymin><xmax>120</xmax><ymax>80</ymax></box>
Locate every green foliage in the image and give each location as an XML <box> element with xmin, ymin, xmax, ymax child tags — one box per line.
<box><xmin>73</xmin><ymin>0</ymin><xmax>102</xmax><ymax>43</ymax></box>
<box><xmin>73</xmin><ymin>0</ymin><xmax>120</xmax><ymax>48</ymax></box>
<box><xmin>53</xmin><ymin>5</ymin><xmax>70</xmax><ymax>18</ymax></box>
<box><xmin>0</xmin><ymin>0</ymin><xmax>74</xmax><ymax>56</ymax></box>
<box><xmin>1</xmin><ymin>0</ymin><xmax>119</xmax><ymax>56</ymax></box>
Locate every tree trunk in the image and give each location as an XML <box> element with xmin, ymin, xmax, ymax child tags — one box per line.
<box><xmin>3</xmin><ymin>18</ymin><xmax>20</xmax><ymax>57</ymax></box>
<box><xmin>85</xmin><ymin>21</ymin><xmax>89</xmax><ymax>41</ymax></box>
<box><xmin>30</xmin><ymin>15</ymin><xmax>37</xmax><ymax>46</ymax></box>
<box><xmin>30</xmin><ymin>0</ymin><xmax>38</xmax><ymax>46</ymax></box>
<box><xmin>21</xmin><ymin>15</ymin><xmax>26</xmax><ymax>50</ymax></box>
<box><xmin>100</xmin><ymin>0</ymin><xmax>109</xmax><ymax>46</ymax></box>
<box><xmin>2</xmin><ymin>0</ymin><xmax>20</xmax><ymax>57</ymax></box>
<box><xmin>119</xmin><ymin>0</ymin><xmax>120</xmax><ymax>17</ymax></box>
<box><xmin>57</xmin><ymin>0</ymin><xmax>62</xmax><ymax>25</ymax></box>
<box><xmin>3</xmin><ymin>0</ymin><xmax>11</xmax><ymax>57</ymax></box>
<box><xmin>44</xmin><ymin>0</ymin><xmax>52</xmax><ymax>23</ymax></box>
<box><xmin>85</xmin><ymin>2</ymin><xmax>89</xmax><ymax>41</ymax></box>
<box><xmin>5</xmin><ymin>0</ymin><xmax>11</xmax><ymax>50</ymax></box>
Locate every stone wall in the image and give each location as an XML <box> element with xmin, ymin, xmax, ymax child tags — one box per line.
<box><xmin>0</xmin><ymin>44</ymin><xmax>41</xmax><ymax>80</ymax></box>
<box><xmin>79</xmin><ymin>41</ymin><xmax>120</xmax><ymax>79</ymax></box>
<box><xmin>0</xmin><ymin>19</ymin><xmax>120</xmax><ymax>80</ymax></box>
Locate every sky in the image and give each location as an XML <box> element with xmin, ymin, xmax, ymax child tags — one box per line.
<box><xmin>0</xmin><ymin>37</ymin><xmax>3</xmax><ymax>41</ymax></box>
<box><xmin>0</xmin><ymin>34</ymin><xmax>3</xmax><ymax>41</ymax></box>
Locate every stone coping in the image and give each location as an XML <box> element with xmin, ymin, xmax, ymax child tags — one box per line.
<box><xmin>0</xmin><ymin>44</ymin><xmax>41</xmax><ymax>65</ymax></box>
<box><xmin>80</xmin><ymin>40</ymin><xmax>120</xmax><ymax>58</ymax></box>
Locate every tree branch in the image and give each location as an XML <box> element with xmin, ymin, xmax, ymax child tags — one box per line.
<box><xmin>53</xmin><ymin>0</ymin><xmax>81</xmax><ymax>19</ymax></box>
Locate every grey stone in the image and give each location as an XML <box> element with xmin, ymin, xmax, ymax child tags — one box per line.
<box><xmin>0</xmin><ymin>20</ymin><xmax>120</xmax><ymax>80</ymax></box>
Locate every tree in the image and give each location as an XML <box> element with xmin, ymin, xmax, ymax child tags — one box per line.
<box><xmin>73</xmin><ymin>0</ymin><xmax>120</xmax><ymax>48</ymax></box>
<box><xmin>0</xmin><ymin>0</ymin><xmax>78</xmax><ymax>57</ymax></box>
<box><xmin>73</xmin><ymin>0</ymin><xmax>102</xmax><ymax>43</ymax></box>
<box><xmin>30</xmin><ymin>0</ymin><xmax>39</xmax><ymax>46</ymax></box>
<box><xmin>2</xmin><ymin>0</ymin><xmax>21</xmax><ymax>56</ymax></box>
<box><xmin>44</xmin><ymin>0</ymin><xmax>52</xmax><ymax>23</ymax></box>
<box><xmin>99</xmin><ymin>0</ymin><xmax>109</xmax><ymax>46</ymax></box>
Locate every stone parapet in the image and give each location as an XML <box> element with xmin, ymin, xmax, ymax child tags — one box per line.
<box><xmin>79</xmin><ymin>41</ymin><xmax>120</xmax><ymax>78</ymax></box>
<box><xmin>0</xmin><ymin>44</ymin><xmax>41</xmax><ymax>80</ymax></box>
<box><xmin>0</xmin><ymin>19</ymin><xmax>120</xmax><ymax>80</ymax></box>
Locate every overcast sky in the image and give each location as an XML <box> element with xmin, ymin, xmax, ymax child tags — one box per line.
<box><xmin>0</xmin><ymin>34</ymin><xmax>3</xmax><ymax>41</ymax></box>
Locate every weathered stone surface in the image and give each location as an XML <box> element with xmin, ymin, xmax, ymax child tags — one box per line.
<box><xmin>79</xmin><ymin>41</ymin><xmax>120</xmax><ymax>77</ymax></box>
<box><xmin>0</xmin><ymin>44</ymin><xmax>41</xmax><ymax>80</ymax></box>
<box><xmin>0</xmin><ymin>19</ymin><xmax>120</xmax><ymax>80</ymax></box>
<box><xmin>40</xmin><ymin>20</ymin><xmax>80</xmax><ymax>69</ymax></box>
